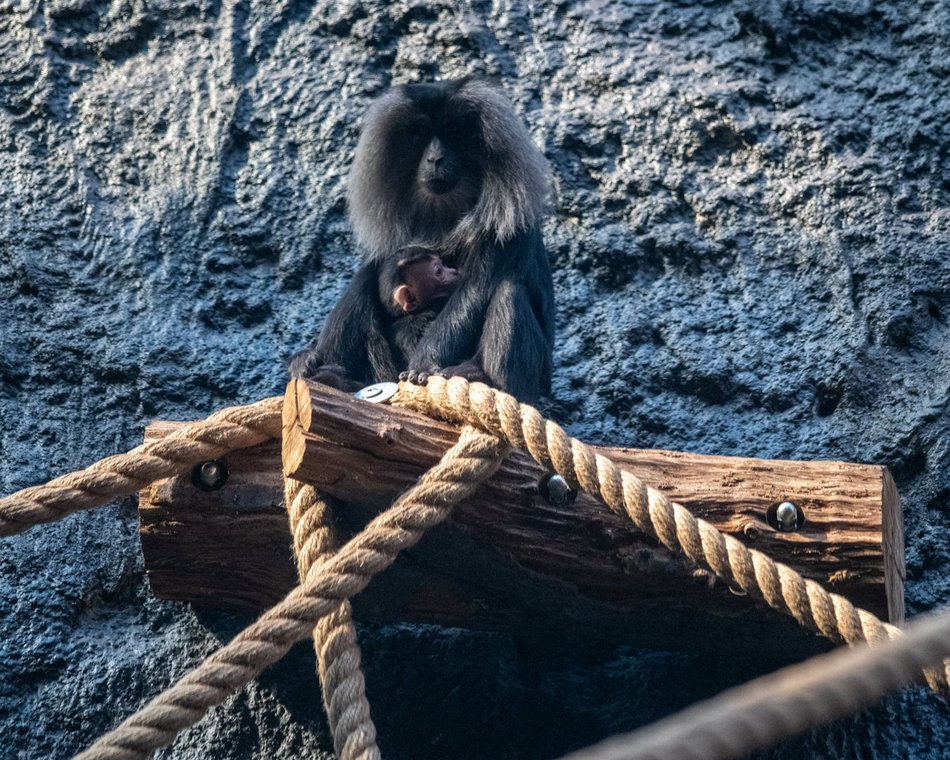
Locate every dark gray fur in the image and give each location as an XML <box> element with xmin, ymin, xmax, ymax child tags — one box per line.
<box><xmin>289</xmin><ymin>78</ymin><xmax>555</xmax><ymax>402</ymax></box>
<box><xmin>348</xmin><ymin>78</ymin><xmax>552</xmax><ymax>257</ymax></box>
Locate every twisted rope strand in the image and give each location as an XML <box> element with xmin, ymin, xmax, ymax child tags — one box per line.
<box><xmin>284</xmin><ymin>478</ymin><xmax>381</xmax><ymax>760</ymax></box>
<box><xmin>0</xmin><ymin>396</ymin><xmax>284</xmax><ymax>537</ymax></box>
<box><xmin>559</xmin><ymin>608</ymin><xmax>950</xmax><ymax>760</ymax></box>
<box><xmin>394</xmin><ymin>377</ymin><xmax>950</xmax><ymax>693</ymax></box>
<box><xmin>3</xmin><ymin>376</ymin><xmax>936</xmax><ymax>755</ymax></box>
<box><xmin>75</xmin><ymin>425</ymin><xmax>507</xmax><ymax>760</ymax></box>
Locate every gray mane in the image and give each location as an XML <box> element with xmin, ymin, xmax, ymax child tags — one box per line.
<box><xmin>346</xmin><ymin>79</ymin><xmax>552</xmax><ymax>259</ymax></box>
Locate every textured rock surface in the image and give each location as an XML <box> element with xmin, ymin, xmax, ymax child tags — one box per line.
<box><xmin>1</xmin><ymin>1</ymin><xmax>949</xmax><ymax>758</ymax></box>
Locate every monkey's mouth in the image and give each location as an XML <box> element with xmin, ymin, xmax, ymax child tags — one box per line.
<box><xmin>425</xmin><ymin>176</ymin><xmax>457</xmax><ymax>195</ymax></box>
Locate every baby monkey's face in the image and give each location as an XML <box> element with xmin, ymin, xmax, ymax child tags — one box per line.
<box><xmin>395</xmin><ymin>254</ymin><xmax>460</xmax><ymax>313</ymax></box>
<box><xmin>413</xmin><ymin>255</ymin><xmax>460</xmax><ymax>297</ymax></box>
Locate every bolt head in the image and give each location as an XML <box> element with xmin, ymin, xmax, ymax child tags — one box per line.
<box><xmin>192</xmin><ymin>459</ymin><xmax>229</xmax><ymax>491</ymax></box>
<box><xmin>776</xmin><ymin>501</ymin><xmax>798</xmax><ymax>531</ymax></box>
<box><xmin>539</xmin><ymin>473</ymin><xmax>577</xmax><ymax>507</ymax></box>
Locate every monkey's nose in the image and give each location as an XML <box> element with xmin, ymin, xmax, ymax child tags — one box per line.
<box><xmin>425</xmin><ymin>137</ymin><xmax>446</xmax><ymax>166</ymax></box>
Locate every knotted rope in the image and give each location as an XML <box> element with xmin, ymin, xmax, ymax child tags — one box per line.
<box><xmin>75</xmin><ymin>425</ymin><xmax>507</xmax><ymax>760</ymax></box>
<box><xmin>394</xmin><ymin>377</ymin><xmax>950</xmax><ymax>693</ymax></box>
<box><xmin>2</xmin><ymin>378</ymin><xmax>945</xmax><ymax>758</ymax></box>
<box><xmin>559</xmin><ymin>609</ymin><xmax>950</xmax><ymax>760</ymax></box>
<box><xmin>284</xmin><ymin>477</ymin><xmax>381</xmax><ymax>760</ymax></box>
<box><xmin>0</xmin><ymin>396</ymin><xmax>283</xmax><ymax>537</ymax></box>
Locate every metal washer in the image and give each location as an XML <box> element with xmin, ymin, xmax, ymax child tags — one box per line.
<box><xmin>355</xmin><ymin>382</ymin><xmax>399</xmax><ymax>404</ymax></box>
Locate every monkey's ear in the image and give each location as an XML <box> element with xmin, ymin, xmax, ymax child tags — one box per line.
<box><xmin>393</xmin><ymin>285</ymin><xmax>418</xmax><ymax>313</ymax></box>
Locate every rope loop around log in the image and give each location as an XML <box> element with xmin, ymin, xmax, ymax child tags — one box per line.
<box><xmin>74</xmin><ymin>424</ymin><xmax>508</xmax><ymax>759</ymax></box>
<box><xmin>0</xmin><ymin>378</ymin><xmax>946</xmax><ymax>760</ymax></box>
<box><xmin>284</xmin><ymin>477</ymin><xmax>381</xmax><ymax>760</ymax></box>
<box><xmin>393</xmin><ymin>376</ymin><xmax>950</xmax><ymax>694</ymax></box>
<box><xmin>0</xmin><ymin>396</ymin><xmax>284</xmax><ymax>538</ymax></box>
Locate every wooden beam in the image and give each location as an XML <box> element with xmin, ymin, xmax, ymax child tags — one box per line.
<box><xmin>138</xmin><ymin>380</ymin><xmax>904</xmax><ymax>655</ymax></box>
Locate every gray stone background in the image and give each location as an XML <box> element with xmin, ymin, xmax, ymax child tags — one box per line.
<box><xmin>1</xmin><ymin>0</ymin><xmax>948</xmax><ymax>758</ymax></box>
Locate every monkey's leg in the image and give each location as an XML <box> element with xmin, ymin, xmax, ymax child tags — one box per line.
<box><xmin>288</xmin><ymin>262</ymin><xmax>396</xmax><ymax>387</ymax></box>
<box><xmin>479</xmin><ymin>280</ymin><xmax>548</xmax><ymax>403</ymax></box>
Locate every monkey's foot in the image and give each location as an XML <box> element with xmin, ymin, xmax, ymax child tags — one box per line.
<box><xmin>435</xmin><ymin>362</ymin><xmax>490</xmax><ymax>385</ymax></box>
<box><xmin>399</xmin><ymin>367</ymin><xmax>440</xmax><ymax>386</ymax></box>
<box><xmin>300</xmin><ymin>363</ymin><xmax>364</xmax><ymax>392</ymax></box>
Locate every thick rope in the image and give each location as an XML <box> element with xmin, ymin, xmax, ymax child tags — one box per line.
<box><xmin>0</xmin><ymin>396</ymin><xmax>283</xmax><ymax>537</ymax></box>
<box><xmin>559</xmin><ymin>608</ymin><xmax>950</xmax><ymax>760</ymax></box>
<box><xmin>1</xmin><ymin>376</ymin><xmax>937</xmax><ymax>754</ymax></box>
<box><xmin>284</xmin><ymin>478</ymin><xmax>381</xmax><ymax>760</ymax></box>
<box><xmin>75</xmin><ymin>425</ymin><xmax>507</xmax><ymax>760</ymax></box>
<box><xmin>394</xmin><ymin>376</ymin><xmax>950</xmax><ymax>693</ymax></box>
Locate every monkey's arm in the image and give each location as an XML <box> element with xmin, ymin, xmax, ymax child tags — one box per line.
<box><xmin>406</xmin><ymin>230</ymin><xmax>547</xmax><ymax>378</ymax></box>
<box><xmin>405</xmin><ymin>255</ymin><xmax>496</xmax><ymax>376</ymax></box>
<box><xmin>288</xmin><ymin>262</ymin><xmax>396</xmax><ymax>388</ymax></box>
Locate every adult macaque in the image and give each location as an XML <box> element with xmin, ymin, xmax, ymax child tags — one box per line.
<box><xmin>289</xmin><ymin>77</ymin><xmax>553</xmax><ymax>402</ymax></box>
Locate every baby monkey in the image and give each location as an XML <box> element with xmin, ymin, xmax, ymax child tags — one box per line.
<box><xmin>385</xmin><ymin>247</ymin><xmax>488</xmax><ymax>385</ymax></box>
<box><xmin>392</xmin><ymin>247</ymin><xmax>460</xmax><ymax>314</ymax></box>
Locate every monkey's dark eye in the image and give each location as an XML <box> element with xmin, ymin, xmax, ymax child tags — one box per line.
<box><xmin>443</xmin><ymin>118</ymin><xmax>474</xmax><ymax>141</ymax></box>
<box><xmin>442</xmin><ymin>102</ymin><xmax>480</xmax><ymax>136</ymax></box>
<box><xmin>400</xmin><ymin>117</ymin><xmax>432</xmax><ymax>149</ymax></box>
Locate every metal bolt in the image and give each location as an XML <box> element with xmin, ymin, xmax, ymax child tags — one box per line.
<box><xmin>192</xmin><ymin>459</ymin><xmax>229</xmax><ymax>491</ymax></box>
<box><xmin>776</xmin><ymin>501</ymin><xmax>799</xmax><ymax>531</ymax></box>
<box><xmin>539</xmin><ymin>473</ymin><xmax>577</xmax><ymax>507</ymax></box>
<box><xmin>355</xmin><ymin>382</ymin><xmax>399</xmax><ymax>404</ymax></box>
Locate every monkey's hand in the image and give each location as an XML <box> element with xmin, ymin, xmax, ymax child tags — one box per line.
<box><xmin>400</xmin><ymin>361</ymin><xmax>490</xmax><ymax>387</ymax></box>
<box><xmin>403</xmin><ymin>339</ymin><xmax>450</xmax><ymax>385</ymax></box>
<box><xmin>399</xmin><ymin>366</ymin><xmax>440</xmax><ymax>386</ymax></box>
<box><xmin>435</xmin><ymin>361</ymin><xmax>491</xmax><ymax>385</ymax></box>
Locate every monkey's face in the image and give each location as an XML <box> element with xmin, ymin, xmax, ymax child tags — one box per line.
<box><xmin>386</xmin><ymin>84</ymin><xmax>485</xmax><ymax>219</ymax></box>
<box><xmin>418</xmin><ymin>254</ymin><xmax>460</xmax><ymax>297</ymax></box>
<box><xmin>396</xmin><ymin>254</ymin><xmax>459</xmax><ymax>313</ymax></box>
<box><xmin>417</xmin><ymin>136</ymin><xmax>462</xmax><ymax>195</ymax></box>
<box><xmin>348</xmin><ymin>77</ymin><xmax>551</xmax><ymax>257</ymax></box>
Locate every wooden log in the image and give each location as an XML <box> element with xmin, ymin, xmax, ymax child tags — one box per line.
<box><xmin>138</xmin><ymin>433</ymin><xmax>296</xmax><ymax>610</ymax></box>
<box><xmin>138</xmin><ymin>380</ymin><xmax>905</xmax><ymax>655</ymax></box>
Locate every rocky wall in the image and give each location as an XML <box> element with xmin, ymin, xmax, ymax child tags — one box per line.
<box><xmin>1</xmin><ymin>1</ymin><xmax>948</xmax><ymax>758</ymax></box>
